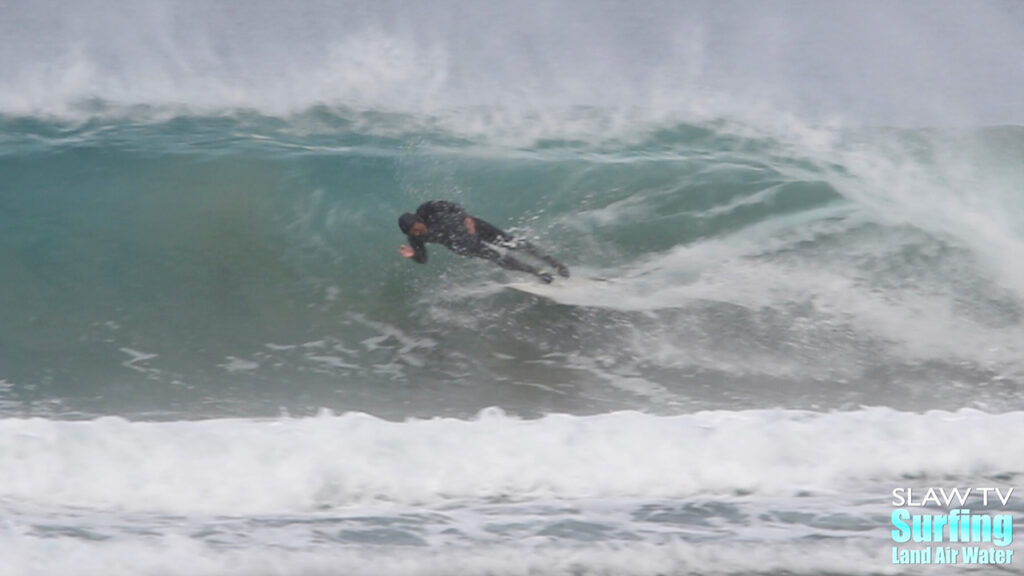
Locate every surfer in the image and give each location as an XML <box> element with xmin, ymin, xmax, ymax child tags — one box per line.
<box><xmin>398</xmin><ymin>200</ymin><xmax>570</xmax><ymax>283</ymax></box>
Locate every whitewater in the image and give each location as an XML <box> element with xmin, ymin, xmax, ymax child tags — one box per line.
<box><xmin>2</xmin><ymin>1</ymin><xmax>1024</xmax><ymax>575</ymax></box>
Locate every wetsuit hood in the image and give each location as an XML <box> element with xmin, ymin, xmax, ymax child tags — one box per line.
<box><xmin>398</xmin><ymin>213</ymin><xmax>420</xmax><ymax>234</ymax></box>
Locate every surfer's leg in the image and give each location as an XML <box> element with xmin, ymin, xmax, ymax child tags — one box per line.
<box><xmin>498</xmin><ymin>255</ymin><xmax>553</xmax><ymax>283</ymax></box>
<box><xmin>510</xmin><ymin>240</ymin><xmax>570</xmax><ymax>278</ymax></box>
<box><xmin>476</xmin><ymin>245</ymin><xmax>553</xmax><ymax>283</ymax></box>
<box><xmin>472</xmin><ymin>219</ymin><xmax>512</xmax><ymax>245</ymax></box>
<box><xmin>475</xmin><ymin>219</ymin><xmax>569</xmax><ymax>278</ymax></box>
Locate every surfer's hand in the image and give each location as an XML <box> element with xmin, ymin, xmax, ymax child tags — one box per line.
<box><xmin>464</xmin><ymin>217</ymin><xmax>476</xmax><ymax>235</ymax></box>
<box><xmin>399</xmin><ymin>245</ymin><xmax>415</xmax><ymax>258</ymax></box>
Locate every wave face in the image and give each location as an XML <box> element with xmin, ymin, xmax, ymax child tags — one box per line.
<box><xmin>2</xmin><ymin>2</ymin><xmax>1024</xmax><ymax>575</ymax></box>
<box><xmin>3</xmin><ymin>111</ymin><xmax>1024</xmax><ymax>419</ymax></box>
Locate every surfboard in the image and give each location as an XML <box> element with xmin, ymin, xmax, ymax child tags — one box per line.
<box><xmin>504</xmin><ymin>276</ymin><xmax>611</xmax><ymax>301</ymax></box>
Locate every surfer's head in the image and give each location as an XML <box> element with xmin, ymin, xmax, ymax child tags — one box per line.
<box><xmin>399</xmin><ymin>213</ymin><xmax>426</xmax><ymax>236</ymax></box>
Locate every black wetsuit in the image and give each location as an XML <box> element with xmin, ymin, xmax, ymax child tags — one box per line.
<box><xmin>405</xmin><ymin>201</ymin><xmax>568</xmax><ymax>281</ymax></box>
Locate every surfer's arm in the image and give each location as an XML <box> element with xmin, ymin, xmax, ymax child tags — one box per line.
<box><xmin>400</xmin><ymin>236</ymin><xmax>428</xmax><ymax>263</ymax></box>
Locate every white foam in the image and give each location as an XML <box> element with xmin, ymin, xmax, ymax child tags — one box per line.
<box><xmin>217</xmin><ymin>356</ymin><xmax>260</xmax><ymax>373</ymax></box>
<box><xmin>493</xmin><ymin>118</ymin><xmax>1024</xmax><ymax>383</ymax></box>
<box><xmin>0</xmin><ymin>408</ymin><xmax>1019</xmax><ymax>516</ymax></box>
<box><xmin>832</xmin><ymin>131</ymin><xmax>1024</xmax><ymax>301</ymax></box>
<box><xmin>0</xmin><ymin>535</ymin><xmax>898</xmax><ymax>576</ymax></box>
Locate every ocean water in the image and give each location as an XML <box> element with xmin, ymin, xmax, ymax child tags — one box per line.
<box><xmin>2</xmin><ymin>2</ymin><xmax>1024</xmax><ymax>575</ymax></box>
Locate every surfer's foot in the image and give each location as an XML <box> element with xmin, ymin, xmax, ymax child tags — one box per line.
<box><xmin>555</xmin><ymin>264</ymin><xmax>570</xmax><ymax>278</ymax></box>
<box><xmin>538</xmin><ymin>272</ymin><xmax>554</xmax><ymax>284</ymax></box>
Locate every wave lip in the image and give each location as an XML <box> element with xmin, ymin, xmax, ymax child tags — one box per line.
<box><xmin>4</xmin><ymin>1</ymin><xmax>1024</xmax><ymax>125</ymax></box>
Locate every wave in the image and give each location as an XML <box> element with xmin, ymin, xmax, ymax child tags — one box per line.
<box><xmin>1</xmin><ymin>408</ymin><xmax>1017</xmax><ymax>575</ymax></box>
<box><xmin>0</xmin><ymin>537</ymin><xmax>897</xmax><ymax>576</ymax></box>
<box><xmin>2</xmin><ymin>408</ymin><xmax>1019</xmax><ymax>514</ymax></box>
<box><xmin>1</xmin><ymin>111</ymin><xmax>1024</xmax><ymax>418</ymax></box>
<box><xmin>4</xmin><ymin>4</ymin><xmax>1024</xmax><ymax>573</ymax></box>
